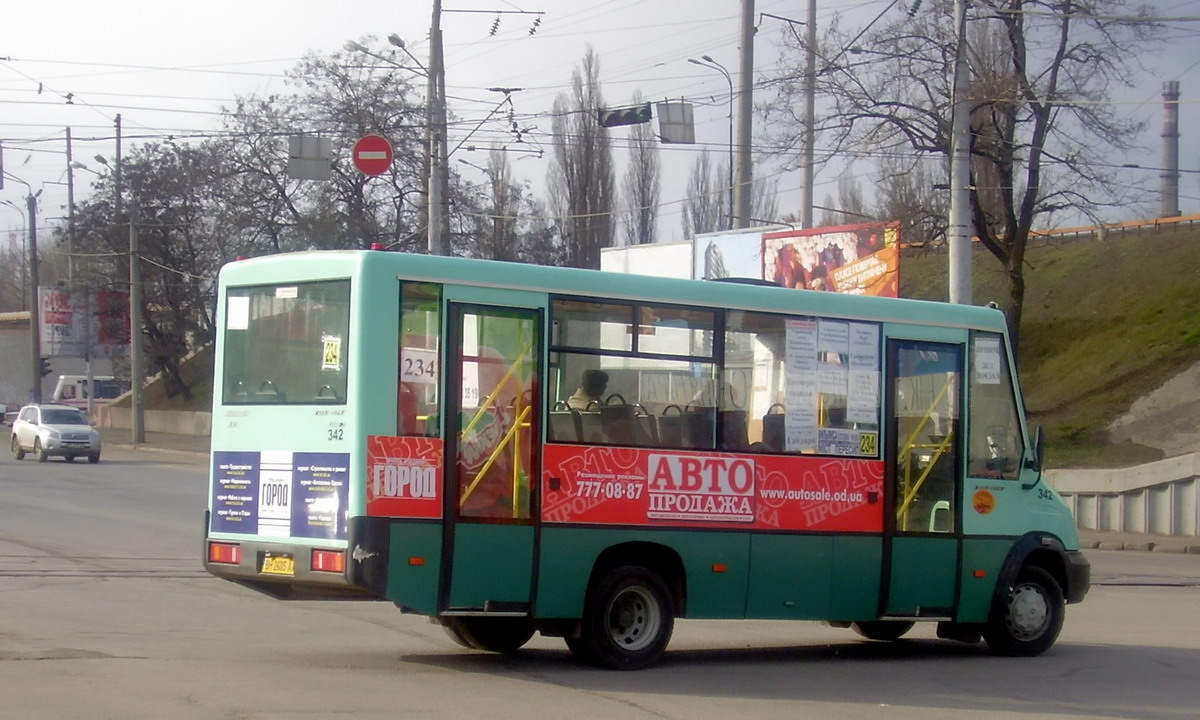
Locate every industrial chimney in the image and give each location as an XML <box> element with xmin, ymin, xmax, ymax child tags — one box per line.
<box><xmin>1161</xmin><ymin>80</ymin><xmax>1181</xmax><ymax>218</ymax></box>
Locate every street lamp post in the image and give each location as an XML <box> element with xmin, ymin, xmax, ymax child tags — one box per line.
<box><xmin>5</xmin><ymin>175</ymin><xmax>43</xmax><ymax>402</ymax></box>
<box><xmin>689</xmin><ymin>56</ymin><xmax>734</xmax><ymax>230</ymax></box>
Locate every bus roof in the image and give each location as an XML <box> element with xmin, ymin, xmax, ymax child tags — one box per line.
<box><xmin>218</xmin><ymin>250</ymin><xmax>1008</xmax><ymax>333</ymax></box>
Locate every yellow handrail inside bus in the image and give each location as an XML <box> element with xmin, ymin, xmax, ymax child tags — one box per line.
<box><xmin>460</xmin><ymin>404</ymin><xmax>532</xmax><ymax>514</ymax></box>
<box><xmin>896</xmin><ymin>431</ymin><xmax>954</xmax><ymax>529</ymax></box>
<box><xmin>460</xmin><ymin>335</ymin><xmax>534</xmax><ymax>439</ymax></box>
<box><xmin>896</xmin><ymin>373</ymin><xmax>955</xmax><ymax>530</ymax></box>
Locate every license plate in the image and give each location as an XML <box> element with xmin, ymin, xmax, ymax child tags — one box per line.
<box><xmin>261</xmin><ymin>552</ymin><xmax>295</xmax><ymax>576</ymax></box>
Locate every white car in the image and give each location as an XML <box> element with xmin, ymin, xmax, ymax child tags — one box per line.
<box><xmin>11</xmin><ymin>403</ymin><xmax>102</xmax><ymax>463</ymax></box>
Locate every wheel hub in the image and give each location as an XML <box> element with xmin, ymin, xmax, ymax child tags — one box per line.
<box><xmin>1006</xmin><ymin>583</ymin><xmax>1050</xmax><ymax>640</ymax></box>
<box><xmin>608</xmin><ymin>587</ymin><xmax>660</xmax><ymax>651</ymax></box>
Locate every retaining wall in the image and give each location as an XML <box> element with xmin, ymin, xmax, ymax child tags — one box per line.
<box><xmin>1048</xmin><ymin>453</ymin><xmax>1200</xmax><ymax>537</ymax></box>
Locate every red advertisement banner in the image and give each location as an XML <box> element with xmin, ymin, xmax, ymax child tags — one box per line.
<box><xmin>366</xmin><ymin>435</ymin><xmax>444</xmax><ymax>518</ymax></box>
<box><xmin>541</xmin><ymin>443</ymin><xmax>884</xmax><ymax>532</ymax></box>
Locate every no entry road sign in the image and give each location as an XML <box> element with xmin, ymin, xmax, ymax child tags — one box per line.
<box><xmin>353</xmin><ymin>134</ymin><xmax>394</xmax><ymax>176</ymax></box>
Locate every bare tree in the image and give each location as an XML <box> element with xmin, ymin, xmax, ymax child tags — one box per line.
<box><xmin>874</xmin><ymin>154</ymin><xmax>948</xmax><ymax>248</ymax></box>
<box><xmin>547</xmin><ymin>47</ymin><xmax>616</xmax><ymax>269</ymax></box>
<box><xmin>621</xmin><ymin>92</ymin><xmax>661</xmax><ymax>245</ymax></box>
<box><xmin>468</xmin><ymin>147</ymin><xmax>523</xmax><ymax>261</ymax></box>
<box><xmin>765</xmin><ymin>0</ymin><xmax>1162</xmax><ymax>353</ymax></box>
<box><xmin>682</xmin><ymin>151</ymin><xmax>724</xmax><ymax>239</ymax></box>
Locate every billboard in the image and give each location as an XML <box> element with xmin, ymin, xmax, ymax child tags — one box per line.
<box><xmin>762</xmin><ymin>221</ymin><xmax>900</xmax><ymax>297</ymax></box>
<box><xmin>39</xmin><ymin>287</ymin><xmax>130</xmax><ymax>358</ymax></box>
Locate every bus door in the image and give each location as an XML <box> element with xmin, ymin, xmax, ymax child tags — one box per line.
<box><xmin>882</xmin><ymin>338</ymin><xmax>964</xmax><ymax>618</ymax></box>
<box><xmin>442</xmin><ymin>300</ymin><xmax>541</xmax><ymax>614</ymax></box>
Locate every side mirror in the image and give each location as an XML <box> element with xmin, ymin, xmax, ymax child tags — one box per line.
<box><xmin>1022</xmin><ymin>426</ymin><xmax>1045</xmax><ymax>489</ymax></box>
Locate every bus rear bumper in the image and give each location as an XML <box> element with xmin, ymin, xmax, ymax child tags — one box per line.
<box><xmin>203</xmin><ymin>510</ymin><xmax>376</xmax><ymax>600</ymax></box>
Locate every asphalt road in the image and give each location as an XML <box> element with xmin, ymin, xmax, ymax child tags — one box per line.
<box><xmin>2</xmin><ymin>443</ymin><xmax>1199</xmax><ymax>720</ymax></box>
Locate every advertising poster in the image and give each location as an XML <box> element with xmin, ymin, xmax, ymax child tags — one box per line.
<box><xmin>37</xmin><ymin>287</ymin><xmax>129</xmax><ymax>358</ymax></box>
<box><xmin>366</xmin><ymin>435</ymin><xmax>444</xmax><ymax>519</ymax></box>
<box><xmin>210</xmin><ymin>450</ymin><xmax>350</xmax><ymax>539</ymax></box>
<box><xmin>211</xmin><ymin>451</ymin><xmax>260</xmax><ymax>534</ymax></box>
<box><xmin>293</xmin><ymin>452</ymin><xmax>350</xmax><ymax>540</ymax></box>
<box><xmin>762</xmin><ymin>221</ymin><xmax>900</xmax><ymax>297</ymax></box>
<box><xmin>541</xmin><ymin>444</ymin><xmax>883</xmax><ymax>533</ymax></box>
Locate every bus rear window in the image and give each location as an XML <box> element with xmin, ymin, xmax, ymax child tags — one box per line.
<box><xmin>222</xmin><ymin>280</ymin><xmax>351</xmax><ymax>405</ymax></box>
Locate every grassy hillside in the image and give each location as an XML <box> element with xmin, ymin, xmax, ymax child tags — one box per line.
<box><xmin>901</xmin><ymin>225</ymin><xmax>1200</xmax><ymax>467</ymax></box>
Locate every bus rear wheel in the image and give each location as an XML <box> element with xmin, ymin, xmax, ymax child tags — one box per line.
<box><xmin>577</xmin><ymin>566</ymin><xmax>674</xmax><ymax>670</ymax></box>
<box><xmin>852</xmin><ymin>621</ymin><xmax>915</xmax><ymax>641</ymax></box>
<box><xmin>983</xmin><ymin>566</ymin><xmax>1065</xmax><ymax>656</ymax></box>
<box><xmin>441</xmin><ymin>617</ymin><xmax>534</xmax><ymax>653</ymax></box>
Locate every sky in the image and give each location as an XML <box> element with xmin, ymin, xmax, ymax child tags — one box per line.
<box><xmin>3</xmin><ymin>0</ymin><xmax>1200</xmax><ymax>249</ymax></box>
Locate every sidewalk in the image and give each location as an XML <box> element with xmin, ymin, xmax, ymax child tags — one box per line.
<box><xmin>1077</xmin><ymin>529</ymin><xmax>1200</xmax><ymax>554</ymax></box>
<box><xmin>93</xmin><ymin>427</ymin><xmax>1200</xmax><ymax>554</ymax></box>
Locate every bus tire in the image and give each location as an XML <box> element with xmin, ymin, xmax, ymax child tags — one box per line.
<box><xmin>852</xmin><ymin>621</ymin><xmax>915</xmax><ymax>641</ymax></box>
<box><xmin>983</xmin><ymin>566</ymin><xmax>1065</xmax><ymax>656</ymax></box>
<box><xmin>580</xmin><ymin>566</ymin><xmax>674</xmax><ymax>670</ymax></box>
<box><xmin>12</xmin><ymin>435</ymin><xmax>25</xmax><ymax>460</ymax></box>
<box><xmin>441</xmin><ymin>617</ymin><xmax>534</xmax><ymax>653</ymax></box>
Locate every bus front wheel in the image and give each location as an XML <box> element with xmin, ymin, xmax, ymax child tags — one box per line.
<box><xmin>578</xmin><ymin>566</ymin><xmax>674</xmax><ymax>670</ymax></box>
<box><xmin>983</xmin><ymin>566</ymin><xmax>1065</xmax><ymax>656</ymax></box>
<box><xmin>441</xmin><ymin>617</ymin><xmax>534</xmax><ymax>654</ymax></box>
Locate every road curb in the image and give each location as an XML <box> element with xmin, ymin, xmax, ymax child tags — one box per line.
<box><xmin>106</xmin><ymin>443</ymin><xmax>207</xmax><ymax>459</ymax></box>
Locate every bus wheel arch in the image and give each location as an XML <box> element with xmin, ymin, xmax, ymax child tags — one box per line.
<box><xmin>587</xmin><ymin>542</ymin><xmax>686</xmax><ymax>617</ymax></box>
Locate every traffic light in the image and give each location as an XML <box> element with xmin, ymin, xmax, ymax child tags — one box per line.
<box><xmin>39</xmin><ymin>357</ymin><xmax>52</xmax><ymax>378</ymax></box>
<box><xmin>599</xmin><ymin>103</ymin><xmax>652</xmax><ymax>128</ymax></box>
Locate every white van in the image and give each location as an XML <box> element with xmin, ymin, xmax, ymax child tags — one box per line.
<box><xmin>52</xmin><ymin>375</ymin><xmax>126</xmax><ymax>410</ymax></box>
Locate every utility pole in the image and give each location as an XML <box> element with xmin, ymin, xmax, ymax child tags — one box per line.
<box><xmin>129</xmin><ymin>205</ymin><xmax>144</xmax><ymax>444</ymax></box>
<box><xmin>27</xmin><ymin>191</ymin><xmax>42</xmax><ymax>403</ymax></box>
<box><xmin>801</xmin><ymin>0</ymin><xmax>817</xmax><ymax>229</ymax></box>
<box><xmin>733</xmin><ymin>0</ymin><xmax>755</xmax><ymax>228</ymax></box>
<box><xmin>66</xmin><ymin>127</ymin><xmax>75</xmax><ymax>285</ymax></box>
<box><xmin>427</xmin><ymin>0</ymin><xmax>449</xmax><ymax>255</ymax></box>
<box><xmin>114</xmin><ymin>114</ymin><xmax>123</xmax><ymax>220</ymax></box>
<box><xmin>947</xmin><ymin>0</ymin><xmax>973</xmax><ymax>305</ymax></box>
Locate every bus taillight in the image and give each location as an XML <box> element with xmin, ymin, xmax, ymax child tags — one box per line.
<box><xmin>208</xmin><ymin>542</ymin><xmax>242</xmax><ymax>565</ymax></box>
<box><xmin>311</xmin><ymin>549</ymin><xmax>346</xmax><ymax>573</ymax></box>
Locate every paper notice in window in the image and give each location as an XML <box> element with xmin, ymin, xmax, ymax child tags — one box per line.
<box><xmin>227</xmin><ymin>296</ymin><xmax>250</xmax><ymax>331</ymax></box>
<box><xmin>975</xmin><ymin>337</ymin><xmax>1003</xmax><ymax>385</ymax></box>
<box><xmin>785</xmin><ymin>319</ymin><xmax>819</xmax><ymax>451</ymax></box>
<box><xmin>848</xmin><ymin>323</ymin><xmax>879</xmax><ymax>371</ymax></box>
<box><xmin>818</xmin><ymin>320</ymin><xmax>849</xmax><ymax>355</ymax></box>
<box><xmin>847</xmin><ymin>369</ymin><xmax>880</xmax><ymax>424</ymax></box>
